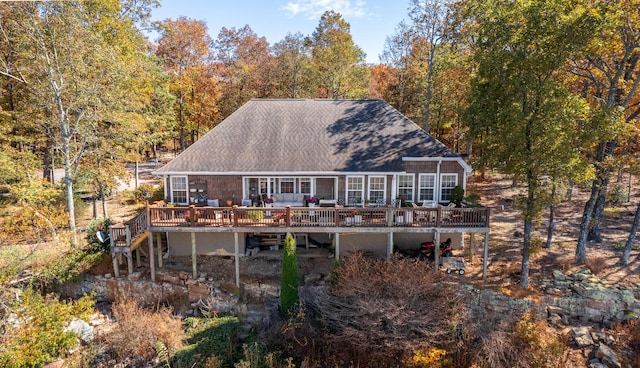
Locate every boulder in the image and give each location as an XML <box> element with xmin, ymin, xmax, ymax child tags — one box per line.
<box><xmin>64</xmin><ymin>318</ymin><xmax>93</xmax><ymax>345</ymax></box>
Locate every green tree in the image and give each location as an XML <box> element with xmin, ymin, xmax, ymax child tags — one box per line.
<box><xmin>465</xmin><ymin>0</ymin><xmax>596</xmax><ymax>288</ymax></box>
<box><xmin>272</xmin><ymin>32</ymin><xmax>314</xmax><ymax>98</ymax></box>
<box><xmin>280</xmin><ymin>233</ymin><xmax>299</xmax><ymax>315</ymax></box>
<box><xmin>308</xmin><ymin>11</ymin><xmax>369</xmax><ymax>99</ymax></box>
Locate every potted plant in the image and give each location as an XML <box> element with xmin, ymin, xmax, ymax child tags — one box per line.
<box><xmin>264</xmin><ymin>196</ymin><xmax>274</xmax><ymax>207</ymax></box>
<box><xmin>306</xmin><ymin>195</ymin><xmax>318</xmax><ymax>207</ymax></box>
<box><xmin>225</xmin><ymin>198</ymin><xmax>233</xmax><ymax>207</ymax></box>
<box><xmin>450</xmin><ymin>185</ymin><xmax>465</xmax><ymax>207</ymax></box>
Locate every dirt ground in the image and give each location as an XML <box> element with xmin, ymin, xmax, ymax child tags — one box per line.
<box><xmin>462</xmin><ymin>173</ymin><xmax>640</xmax><ymax>291</ymax></box>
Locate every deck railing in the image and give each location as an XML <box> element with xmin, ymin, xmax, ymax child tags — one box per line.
<box><xmin>110</xmin><ymin>210</ymin><xmax>148</xmax><ymax>248</ymax></box>
<box><xmin>147</xmin><ymin>205</ymin><xmax>490</xmax><ymax>229</ymax></box>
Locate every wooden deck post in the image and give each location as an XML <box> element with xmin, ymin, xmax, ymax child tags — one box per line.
<box><xmin>482</xmin><ymin>231</ymin><xmax>489</xmax><ymax>281</ymax></box>
<box><xmin>112</xmin><ymin>252</ymin><xmax>120</xmax><ymax>278</ymax></box>
<box><xmin>387</xmin><ymin>231</ymin><xmax>394</xmax><ymax>259</ymax></box>
<box><xmin>191</xmin><ymin>232</ymin><xmax>197</xmax><ymax>279</ymax></box>
<box><xmin>434</xmin><ymin>231</ymin><xmax>441</xmax><ymax>268</ymax></box>
<box><xmin>469</xmin><ymin>233</ymin><xmax>475</xmax><ymax>263</ymax></box>
<box><xmin>147</xmin><ymin>231</ymin><xmax>156</xmax><ymax>283</ymax></box>
<box><xmin>126</xmin><ymin>251</ymin><xmax>133</xmax><ymax>275</ymax></box>
<box><xmin>234</xmin><ymin>232</ymin><xmax>240</xmax><ymax>287</ymax></box>
<box><xmin>157</xmin><ymin>232</ymin><xmax>163</xmax><ymax>268</ymax></box>
<box><xmin>334</xmin><ymin>232</ymin><xmax>340</xmax><ymax>261</ymax></box>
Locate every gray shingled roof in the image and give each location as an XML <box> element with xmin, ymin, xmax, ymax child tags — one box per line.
<box><xmin>155</xmin><ymin>99</ymin><xmax>460</xmax><ymax>174</ymax></box>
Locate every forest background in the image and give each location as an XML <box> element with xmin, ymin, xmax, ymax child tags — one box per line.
<box><xmin>1</xmin><ymin>0</ymin><xmax>640</xmax><ymax>308</ymax></box>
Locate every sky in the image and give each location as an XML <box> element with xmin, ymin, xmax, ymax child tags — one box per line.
<box><xmin>148</xmin><ymin>0</ymin><xmax>410</xmax><ymax>64</ymax></box>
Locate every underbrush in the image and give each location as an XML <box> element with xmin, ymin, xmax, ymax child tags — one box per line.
<box><xmin>470</xmin><ymin>312</ymin><xmax>569</xmax><ymax>368</ymax></box>
<box><xmin>101</xmin><ymin>298</ymin><xmax>186</xmax><ymax>365</ymax></box>
<box><xmin>0</xmin><ymin>288</ymin><xmax>94</xmax><ymax>368</ymax></box>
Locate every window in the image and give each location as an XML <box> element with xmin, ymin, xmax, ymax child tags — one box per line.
<box><xmin>346</xmin><ymin>176</ymin><xmax>364</xmax><ymax>206</ymax></box>
<box><xmin>368</xmin><ymin>176</ymin><xmax>386</xmax><ymax>204</ymax></box>
<box><xmin>279</xmin><ymin>177</ymin><xmax>294</xmax><ymax>193</ymax></box>
<box><xmin>259</xmin><ymin>178</ymin><xmax>275</xmax><ymax>196</ymax></box>
<box><xmin>299</xmin><ymin>178</ymin><xmax>311</xmax><ymax>194</ymax></box>
<box><xmin>397</xmin><ymin>174</ymin><xmax>414</xmax><ymax>202</ymax></box>
<box><xmin>418</xmin><ymin>174</ymin><xmax>436</xmax><ymax>202</ymax></box>
<box><xmin>440</xmin><ymin>174</ymin><xmax>458</xmax><ymax>202</ymax></box>
<box><xmin>170</xmin><ymin>176</ymin><xmax>188</xmax><ymax>204</ymax></box>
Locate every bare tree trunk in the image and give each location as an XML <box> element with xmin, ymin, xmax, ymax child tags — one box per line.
<box><xmin>577</xmin><ymin>182</ymin><xmax>600</xmax><ymax>263</ymax></box>
<box><xmin>621</xmin><ymin>201</ymin><xmax>640</xmax><ymax>266</ymax></box>
<box><xmin>588</xmin><ymin>177</ymin><xmax>609</xmax><ymax>243</ymax></box>
<box><xmin>521</xmin><ymin>217</ymin><xmax>532</xmax><ymax>289</ymax></box>
<box><xmin>545</xmin><ymin>183</ymin><xmax>556</xmax><ymax>248</ymax></box>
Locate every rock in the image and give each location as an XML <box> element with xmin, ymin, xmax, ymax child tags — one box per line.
<box><xmin>303</xmin><ymin>273</ymin><xmax>323</xmax><ymax>284</ymax></box>
<box><xmin>64</xmin><ymin>318</ymin><xmax>94</xmax><ymax>344</ymax></box>
<box><xmin>104</xmin><ymin>273</ymin><xmax>112</xmax><ymax>279</ymax></box>
<box><xmin>588</xmin><ymin>359</ymin><xmax>608</xmax><ymax>368</ymax></box>
<box><xmin>127</xmin><ymin>271</ymin><xmax>142</xmax><ymax>281</ymax></box>
<box><xmin>594</xmin><ymin>343</ymin><xmax>621</xmax><ymax>368</ymax></box>
<box><xmin>188</xmin><ymin>283</ymin><xmax>211</xmax><ymax>301</ymax></box>
<box><xmin>571</xmin><ymin>326</ymin><xmax>594</xmax><ymax>348</ymax></box>
<box><xmin>552</xmin><ymin>270</ymin><xmax>566</xmax><ymax>281</ymax></box>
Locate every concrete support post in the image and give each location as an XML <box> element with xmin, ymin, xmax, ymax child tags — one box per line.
<box><xmin>136</xmin><ymin>248</ymin><xmax>141</xmax><ymax>268</ymax></box>
<box><xmin>234</xmin><ymin>232</ymin><xmax>240</xmax><ymax>287</ymax></box>
<box><xmin>335</xmin><ymin>233</ymin><xmax>340</xmax><ymax>261</ymax></box>
<box><xmin>387</xmin><ymin>232</ymin><xmax>394</xmax><ymax>258</ymax></box>
<box><xmin>191</xmin><ymin>232</ymin><xmax>197</xmax><ymax>279</ymax></box>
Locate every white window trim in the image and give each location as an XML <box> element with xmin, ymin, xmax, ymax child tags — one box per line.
<box><xmin>345</xmin><ymin>175</ymin><xmax>365</xmax><ymax>205</ymax></box>
<box><xmin>367</xmin><ymin>175</ymin><xmax>386</xmax><ymax>204</ymax></box>
<box><xmin>170</xmin><ymin>176</ymin><xmax>189</xmax><ymax>205</ymax></box>
<box><xmin>439</xmin><ymin>173</ymin><xmax>458</xmax><ymax>203</ymax></box>
<box><xmin>418</xmin><ymin>173</ymin><xmax>437</xmax><ymax>202</ymax></box>
<box><xmin>396</xmin><ymin>173</ymin><xmax>415</xmax><ymax>202</ymax></box>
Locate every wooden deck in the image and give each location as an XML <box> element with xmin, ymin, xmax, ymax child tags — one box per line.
<box><xmin>147</xmin><ymin>205</ymin><xmax>490</xmax><ymax>231</ymax></box>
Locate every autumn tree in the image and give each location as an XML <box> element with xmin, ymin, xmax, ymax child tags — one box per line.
<box><xmin>407</xmin><ymin>0</ymin><xmax>452</xmax><ymax>134</ymax></box>
<box><xmin>213</xmin><ymin>25</ymin><xmax>274</xmax><ymax>118</ymax></box>
<box><xmin>308</xmin><ymin>11</ymin><xmax>369</xmax><ymax>99</ymax></box>
<box><xmin>466</xmin><ymin>0</ymin><xmax>596</xmax><ymax>288</ymax></box>
<box><xmin>570</xmin><ymin>0</ymin><xmax>640</xmax><ymax>262</ymax></box>
<box><xmin>1</xmin><ymin>1</ymin><xmax>159</xmax><ymax>244</ymax></box>
<box><xmin>154</xmin><ymin>17</ymin><xmax>212</xmax><ymax>150</ymax></box>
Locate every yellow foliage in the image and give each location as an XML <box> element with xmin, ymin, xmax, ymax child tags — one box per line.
<box><xmin>409</xmin><ymin>347</ymin><xmax>450</xmax><ymax>367</ymax></box>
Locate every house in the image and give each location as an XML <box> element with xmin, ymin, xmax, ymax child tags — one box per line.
<box><xmin>158</xmin><ymin>99</ymin><xmax>472</xmax><ymax>208</ymax></box>
<box><xmin>112</xmin><ymin>99</ymin><xmax>490</xmax><ymax>284</ymax></box>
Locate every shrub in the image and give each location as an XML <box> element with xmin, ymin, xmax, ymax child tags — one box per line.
<box><xmin>0</xmin><ymin>288</ymin><xmax>94</xmax><ymax>368</ymax></box>
<box><xmin>280</xmin><ymin>233</ymin><xmax>299</xmax><ymax>316</ymax></box>
<box><xmin>472</xmin><ymin>312</ymin><xmax>567</xmax><ymax>368</ymax></box>
<box><xmin>607</xmin><ymin>183</ymin><xmax>628</xmax><ymax>206</ymax></box>
<box><xmin>133</xmin><ymin>183</ymin><xmax>164</xmax><ymax>204</ymax></box>
<box><xmin>450</xmin><ymin>185</ymin><xmax>465</xmax><ymax>206</ymax></box>
<box><xmin>85</xmin><ymin>217</ymin><xmax>113</xmax><ymax>253</ymax></box>
<box><xmin>585</xmin><ymin>256</ymin><xmax>607</xmax><ymax>275</ymax></box>
<box><xmin>611</xmin><ymin>320</ymin><xmax>640</xmax><ymax>367</ymax></box>
<box><xmin>171</xmin><ymin>315</ymin><xmax>240</xmax><ymax>367</ymax></box>
<box><xmin>102</xmin><ymin>298</ymin><xmax>185</xmax><ymax>364</ymax></box>
<box><xmin>310</xmin><ymin>253</ymin><xmax>460</xmax><ymax>366</ymax></box>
